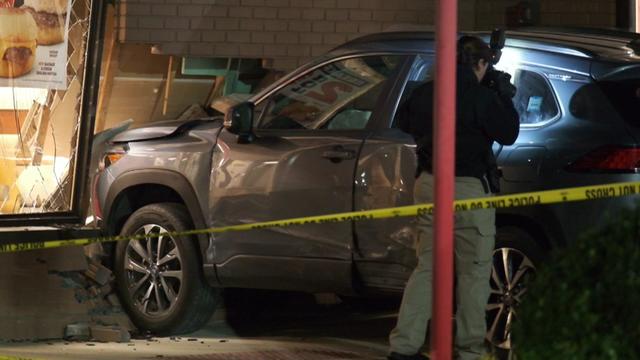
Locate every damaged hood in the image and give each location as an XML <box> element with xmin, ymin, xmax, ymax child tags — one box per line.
<box><xmin>111</xmin><ymin>117</ymin><xmax>222</xmax><ymax>143</ymax></box>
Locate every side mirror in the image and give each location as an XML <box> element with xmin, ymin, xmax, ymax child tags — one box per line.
<box><xmin>224</xmin><ymin>101</ymin><xmax>255</xmax><ymax>143</ymax></box>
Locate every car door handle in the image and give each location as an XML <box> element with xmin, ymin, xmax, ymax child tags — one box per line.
<box><xmin>322</xmin><ymin>148</ymin><xmax>356</xmax><ymax>162</ymax></box>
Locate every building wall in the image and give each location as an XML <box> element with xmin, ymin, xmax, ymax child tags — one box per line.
<box><xmin>475</xmin><ymin>0</ymin><xmax>617</xmax><ymax>29</ymax></box>
<box><xmin>117</xmin><ymin>0</ymin><xmax>477</xmax><ymax>70</ymax></box>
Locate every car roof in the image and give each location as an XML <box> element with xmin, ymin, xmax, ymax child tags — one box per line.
<box><xmin>338</xmin><ymin>28</ymin><xmax>640</xmax><ymax>63</ymax></box>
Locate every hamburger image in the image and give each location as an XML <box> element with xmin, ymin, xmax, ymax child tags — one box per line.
<box><xmin>22</xmin><ymin>0</ymin><xmax>67</xmax><ymax>45</ymax></box>
<box><xmin>0</xmin><ymin>8</ymin><xmax>38</xmax><ymax>78</ymax></box>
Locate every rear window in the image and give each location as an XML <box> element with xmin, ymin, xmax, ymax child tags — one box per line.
<box><xmin>568</xmin><ymin>78</ymin><xmax>640</xmax><ymax>126</ymax></box>
<box><xmin>597</xmin><ymin>79</ymin><xmax>640</xmax><ymax>126</ymax></box>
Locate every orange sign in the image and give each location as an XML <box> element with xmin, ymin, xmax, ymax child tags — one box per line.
<box><xmin>0</xmin><ymin>0</ymin><xmax>15</xmax><ymax>8</ymax></box>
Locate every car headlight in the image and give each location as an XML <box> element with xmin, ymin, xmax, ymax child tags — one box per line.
<box><xmin>98</xmin><ymin>145</ymin><xmax>128</xmax><ymax>171</ymax></box>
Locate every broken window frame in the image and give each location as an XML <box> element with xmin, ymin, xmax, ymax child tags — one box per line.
<box><xmin>0</xmin><ymin>0</ymin><xmax>105</xmax><ymax>227</ymax></box>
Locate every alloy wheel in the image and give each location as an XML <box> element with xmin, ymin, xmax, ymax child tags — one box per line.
<box><xmin>124</xmin><ymin>224</ymin><xmax>183</xmax><ymax>317</ymax></box>
<box><xmin>486</xmin><ymin>247</ymin><xmax>536</xmax><ymax>350</ymax></box>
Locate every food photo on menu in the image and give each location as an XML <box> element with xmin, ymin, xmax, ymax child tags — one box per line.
<box><xmin>0</xmin><ymin>0</ymin><xmax>71</xmax><ymax>90</ymax></box>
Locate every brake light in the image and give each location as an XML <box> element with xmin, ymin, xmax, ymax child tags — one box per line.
<box><xmin>566</xmin><ymin>146</ymin><xmax>640</xmax><ymax>173</ymax></box>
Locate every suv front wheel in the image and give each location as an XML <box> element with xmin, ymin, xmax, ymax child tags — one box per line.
<box><xmin>114</xmin><ymin>203</ymin><xmax>218</xmax><ymax>335</ymax></box>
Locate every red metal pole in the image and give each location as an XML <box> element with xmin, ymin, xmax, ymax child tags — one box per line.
<box><xmin>431</xmin><ymin>0</ymin><xmax>457</xmax><ymax>359</ymax></box>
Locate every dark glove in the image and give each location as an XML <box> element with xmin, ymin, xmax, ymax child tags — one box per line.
<box><xmin>483</xmin><ymin>69</ymin><xmax>517</xmax><ymax>99</ymax></box>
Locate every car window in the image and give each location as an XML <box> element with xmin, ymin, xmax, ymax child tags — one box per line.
<box><xmin>512</xmin><ymin>70</ymin><xmax>559</xmax><ymax>125</ymax></box>
<box><xmin>258</xmin><ymin>55</ymin><xmax>401</xmax><ymax>131</ymax></box>
<box><xmin>392</xmin><ymin>55</ymin><xmax>434</xmax><ymax>127</ymax></box>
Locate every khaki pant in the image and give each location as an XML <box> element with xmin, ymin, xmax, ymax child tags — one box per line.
<box><xmin>389</xmin><ymin>173</ymin><xmax>495</xmax><ymax>360</ymax></box>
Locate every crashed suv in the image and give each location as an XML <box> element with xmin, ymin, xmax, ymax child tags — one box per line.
<box><xmin>94</xmin><ymin>29</ymin><xmax>640</xmax><ymax>349</ymax></box>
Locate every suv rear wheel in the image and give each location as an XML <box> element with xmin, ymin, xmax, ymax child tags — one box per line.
<box><xmin>115</xmin><ymin>203</ymin><xmax>218</xmax><ymax>335</ymax></box>
<box><xmin>486</xmin><ymin>226</ymin><xmax>543</xmax><ymax>353</ymax></box>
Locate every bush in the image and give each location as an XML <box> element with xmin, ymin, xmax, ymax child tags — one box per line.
<box><xmin>512</xmin><ymin>208</ymin><xmax>640</xmax><ymax>360</ymax></box>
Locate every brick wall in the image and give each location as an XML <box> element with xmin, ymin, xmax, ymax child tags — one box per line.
<box><xmin>475</xmin><ymin>0</ymin><xmax>616</xmax><ymax>29</ymax></box>
<box><xmin>117</xmin><ymin>0</ymin><xmax>477</xmax><ymax>70</ymax></box>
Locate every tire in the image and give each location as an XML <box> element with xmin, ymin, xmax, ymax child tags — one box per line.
<box><xmin>115</xmin><ymin>203</ymin><xmax>218</xmax><ymax>335</ymax></box>
<box><xmin>486</xmin><ymin>226</ymin><xmax>544</xmax><ymax>353</ymax></box>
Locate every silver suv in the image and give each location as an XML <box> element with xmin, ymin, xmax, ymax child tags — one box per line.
<box><xmin>94</xmin><ymin>29</ymin><xmax>640</xmax><ymax>349</ymax></box>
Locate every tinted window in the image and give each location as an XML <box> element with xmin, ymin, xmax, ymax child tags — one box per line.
<box><xmin>512</xmin><ymin>70</ymin><xmax>559</xmax><ymax>125</ymax></box>
<box><xmin>597</xmin><ymin>79</ymin><xmax>640</xmax><ymax>127</ymax></box>
<box><xmin>258</xmin><ymin>55</ymin><xmax>401</xmax><ymax>130</ymax></box>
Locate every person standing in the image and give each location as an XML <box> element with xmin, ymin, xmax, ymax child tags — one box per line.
<box><xmin>388</xmin><ymin>36</ymin><xmax>520</xmax><ymax>360</ymax></box>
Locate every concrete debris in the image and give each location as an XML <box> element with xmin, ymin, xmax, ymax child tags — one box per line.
<box><xmin>63</xmin><ymin>323</ymin><xmax>91</xmax><ymax>341</ymax></box>
<box><xmin>106</xmin><ymin>293</ymin><xmax>121</xmax><ymax>307</ymax></box>
<box><xmin>83</xmin><ymin>243</ymin><xmax>106</xmax><ymax>262</ymax></box>
<box><xmin>59</xmin><ymin>272</ymin><xmax>89</xmax><ymax>289</ymax></box>
<box><xmin>88</xmin><ymin>284</ymin><xmax>112</xmax><ymax>299</ymax></box>
<box><xmin>84</xmin><ymin>259</ymin><xmax>112</xmax><ymax>286</ymax></box>
<box><xmin>90</xmin><ymin>325</ymin><xmax>131</xmax><ymax>343</ymax></box>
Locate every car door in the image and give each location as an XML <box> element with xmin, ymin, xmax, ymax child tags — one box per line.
<box><xmin>208</xmin><ymin>54</ymin><xmax>407</xmax><ymax>291</ymax></box>
<box><xmin>352</xmin><ymin>54</ymin><xmax>432</xmax><ymax>290</ymax></box>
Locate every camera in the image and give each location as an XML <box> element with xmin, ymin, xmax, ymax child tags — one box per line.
<box><xmin>482</xmin><ymin>29</ymin><xmax>517</xmax><ymax>99</ymax></box>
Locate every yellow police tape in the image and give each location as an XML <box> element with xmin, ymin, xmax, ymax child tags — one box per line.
<box><xmin>1</xmin><ymin>181</ymin><xmax>639</xmax><ymax>254</ymax></box>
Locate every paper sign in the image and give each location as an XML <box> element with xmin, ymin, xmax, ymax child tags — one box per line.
<box><xmin>0</xmin><ymin>0</ymin><xmax>72</xmax><ymax>90</ymax></box>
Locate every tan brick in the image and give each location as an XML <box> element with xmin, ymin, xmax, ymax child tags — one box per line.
<box><xmin>358</xmin><ymin>21</ymin><xmax>382</xmax><ymax>33</ymax></box>
<box><xmin>273</xmin><ymin>57</ymin><xmax>300</xmax><ymax>70</ymax></box>
<box><xmin>279</xmin><ymin>8</ymin><xmax>303</xmax><ymax>19</ymax></box>
<box><xmin>264</xmin><ymin>44</ymin><xmax>289</xmax><ymax>56</ymax></box>
<box><xmin>302</xmin><ymin>8</ymin><xmax>325</xmax><ymax>19</ymax></box>
<box><xmin>287</xmin><ymin>45</ymin><xmax>311</xmax><ymax>56</ymax></box>
<box><xmin>202</xmin><ymin>31</ymin><xmax>227</xmax><ymax>42</ymax></box>
<box><xmin>215</xmin><ymin>43</ymin><xmax>241</xmax><ymax>56</ymax></box>
<box><xmin>372</xmin><ymin>10</ymin><xmax>395</xmax><ymax>22</ymax></box>
<box><xmin>290</xmin><ymin>0</ymin><xmax>313</xmax><ymax>7</ymax></box>
<box><xmin>241</xmin><ymin>19</ymin><xmax>265</xmax><ymax>30</ymax></box>
<box><xmin>252</xmin><ymin>32</ymin><xmax>276</xmax><ymax>43</ymax></box>
<box><xmin>289</xmin><ymin>20</ymin><xmax>312</xmax><ymax>32</ymax></box>
<box><xmin>314</xmin><ymin>0</ymin><xmax>337</xmax><ymax>8</ymax></box>
<box><xmin>336</xmin><ymin>0</ymin><xmax>359</xmax><ymax>9</ymax></box>
<box><xmin>151</xmin><ymin>4</ymin><xmax>177</xmax><ymax>16</ymax></box>
<box><xmin>350</xmin><ymin>10</ymin><xmax>373</xmax><ymax>21</ymax></box>
<box><xmin>326</xmin><ymin>9</ymin><xmax>348</xmax><ymax>20</ymax></box>
<box><xmin>138</xmin><ymin>17</ymin><xmax>164</xmax><ymax>29</ymax></box>
<box><xmin>227</xmin><ymin>31</ymin><xmax>251</xmax><ymax>43</ymax></box>
<box><xmin>239</xmin><ymin>44</ymin><xmax>266</xmax><ymax>57</ymax></box>
<box><xmin>276</xmin><ymin>32</ymin><xmax>300</xmax><ymax>44</ymax></box>
<box><xmin>266</xmin><ymin>0</ymin><xmax>289</xmax><ymax>6</ymax></box>
<box><xmin>177</xmin><ymin>30</ymin><xmax>202</xmax><ymax>42</ymax></box>
<box><xmin>394</xmin><ymin>10</ymin><xmax>419</xmax><ymax>22</ymax></box>
<box><xmin>164</xmin><ymin>18</ymin><xmax>190</xmax><ymax>29</ymax></box>
<box><xmin>300</xmin><ymin>32</ymin><xmax>323</xmax><ymax>44</ymax></box>
<box><xmin>264</xmin><ymin>20</ymin><xmax>288</xmax><ymax>31</ymax></box>
<box><xmin>323</xmin><ymin>33</ymin><xmax>347</xmax><ymax>45</ymax></box>
<box><xmin>229</xmin><ymin>7</ymin><xmax>252</xmax><ymax>18</ymax></box>
<box><xmin>311</xmin><ymin>45</ymin><xmax>332</xmax><ymax>56</ymax></box>
<box><xmin>312</xmin><ymin>21</ymin><xmax>335</xmax><ymax>32</ymax></box>
<box><xmin>254</xmin><ymin>7</ymin><xmax>278</xmax><ymax>18</ymax></box>
<box><xmin>336</xmin><ymin>22</ymin><xmax>358</xmax><ymax>33</ymax></box>
<box><xmin>191</xmin><ymin>18</ymin><xmax>214</xmax><ymax>30</ymax></box>
<box><xmin>242</xmin><ymin>0</ymin><xmax>265</xmax><ymax>5</ymax></box>
<box><xmin>215</xmin><ymin>18</ymin><xmax>240</xmax><ymax>30</ymax></box>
